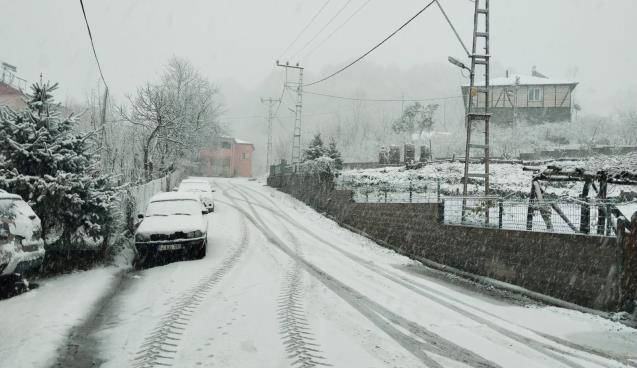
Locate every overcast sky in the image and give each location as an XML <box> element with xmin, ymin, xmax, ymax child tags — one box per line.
<box><xmin>2</xmin><ymin>0</ymin><xmax>636</xmax><ymax>115</ymax></box>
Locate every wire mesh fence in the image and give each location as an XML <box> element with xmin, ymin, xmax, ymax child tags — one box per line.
<box><xmin>441</xmin><ymin>197</ymin><xmax>622</xmax><ymax>236</ymax></box>
<box><xmin>336</xmin><ymin>178</ymin><xmax>630</xmax><ymax>236</ymax></box>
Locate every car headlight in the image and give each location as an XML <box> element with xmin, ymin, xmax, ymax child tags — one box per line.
<box><xmin>135</xmin><ymin>233</ymin><xmax>150</xmax><ymax>242</ymax></box>
<box><xmin>186</xmin><ymin>230</ymin><xmax>203</xmax><ymax>239</ymax></box>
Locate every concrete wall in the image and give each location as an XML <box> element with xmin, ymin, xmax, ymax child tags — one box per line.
<box><xmin>269</xmin><ymin>175</ymin><xmax>621</xmax><ymax>310</ymax></box>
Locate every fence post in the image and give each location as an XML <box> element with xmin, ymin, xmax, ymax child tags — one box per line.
<box><xmin>597</xmin><ymin>173</ymin><xmax>608</xmax><ymax>235</ymax></box>
<box><xmin>498</xmin><ymin>198</ymin><xmax>504</xmax><ymax>229</ymax></box>
<box><xmin>437</xmin><ymin>199</ymin><xmax>445</xmax><ymax>223</ymax></box>
<box><xmin>437</xmin><ymin>178</ymin><xmax>440</xmax><ymax>201</ymax></box>
<box><xmin>526</xmin><ymin>182</ymin><xmax>536</xmax><ymax>231</ymax></box>
<box><xmin>580</xmin><ymin>179</ymin><xmax>591</xmax><ymax>234</ymax></box>
<box><xmin>620</xmin><ymin>213</ymin><xmax>637</xmax><ymax>311</ymax></box>
<box><xmin>409</xmin><ymin>180</ymin><xmax>413</xmax><ymax>203</ymax></box>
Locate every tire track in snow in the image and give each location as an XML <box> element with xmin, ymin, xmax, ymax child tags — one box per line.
<box><xmin>278</xmin><ymin>262</ymin><xmax>332</xmax><ymax>368</ymax></box>
<box><xmin>220</xmin><ymin>184</ymin><xmax>498</xmax><ymax>368</ymax></box>
<box><xmin>231</xmin><ymin>183</ymin><xmax>636</xmax><ymax>368</ymax></box>
<box><xmin>217</xmin><ymin>182</ymin><xmax>332</xmax><ymax>368</ymax></box>
<box><xmin>131</xmin><ymin>216</ymin><xmax>249</xmax><ymax>368</ymax></box>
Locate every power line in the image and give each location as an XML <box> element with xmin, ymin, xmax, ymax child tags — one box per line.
<box><xmin>278</xmin><ymin>0</ymin><xmax>333</xmax><ymax>59</ymax></box>
<box><xmin>302</xmin><ymin>0</ymin><xmax>373</xmax><ymax>61</ymax></box>
<box><xmin>289</xmin><ymin>0</ymin><xmax>353</xmax><ymax>60</ymax></box>
<box><xmin>304</xmin><ymin>90</ymin><xmax>462</xmax><ymax>102</ymax></box>
<box><xmin>79</xmin><ymin>0</ymin><xmax>107</xmax><ymax>88</ymax></box>
<box><xmin>304</xmin><ymin>0</ymin><xmax>436</xmax><ymax>87</ymax></box>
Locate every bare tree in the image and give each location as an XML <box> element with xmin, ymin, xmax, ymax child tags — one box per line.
<box><xmin>119</xmin><ymin>57</ymin><xmax>222</xmax><ymax>181</ymax></box>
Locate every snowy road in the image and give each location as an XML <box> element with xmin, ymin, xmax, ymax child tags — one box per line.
<box><xmin>1</xmin><ymin>178</ymin><xmax>636</xmax><ymax>368</ymax></box>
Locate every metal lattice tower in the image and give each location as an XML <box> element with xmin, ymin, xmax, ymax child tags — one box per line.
<box><xmin>276</xmin><ymin>61</ymin><xmax>304</xmax><ymax>165</ymax></box>
<box><xmin>261</xmin><ymin>97</ymin><xmax>280</xmax><ymax>170</ymax></box>
<box><xmin>462</xmin><ymin>0</ymin><xmax>491</xmax><ymax>196</ymax></box>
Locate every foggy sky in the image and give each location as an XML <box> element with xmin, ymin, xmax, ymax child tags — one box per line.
<box><xmin>2</xmin><ymin>0</ymin><xmax>636</xmax><ymax>117</ymax></box>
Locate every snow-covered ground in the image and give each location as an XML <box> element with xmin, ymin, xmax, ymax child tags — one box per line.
<box><xmin>339</xmin><ymin>156</ymin><xmax>637</xmax><ymax>200</ymax></box>
<box><xmin>0</xmin><ymin>267</ymin><xmax>121</xmax><ymax>367</ymax></box>
<box><xmin>1</xmin><ymin>177</ymin><xmax>636</xmax><ymax>367</ymax></box>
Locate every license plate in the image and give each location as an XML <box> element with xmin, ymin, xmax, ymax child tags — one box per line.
<box><xmin>158</xmin><ymin>243</ymin><xmax>182</xmax><ymax>251</ymax></box>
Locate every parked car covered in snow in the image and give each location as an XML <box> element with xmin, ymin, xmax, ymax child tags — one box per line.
<box><xmin>177</xmin><ymin>178</ymin><xmax>215</xmax><ymax>213</ymax></box>
<box><xmin>134</xmin><ymin>192</ymin><xmax>208</xmax><ymax>267</ymax></box>
<box><xmin>0</xmin><ymin>190</ymin><xmax>45</xmax><ymax>295</ymax></box>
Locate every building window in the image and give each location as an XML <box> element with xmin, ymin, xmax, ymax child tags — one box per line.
<box><xmin>221</xmin><ymin>141</ymin><xmax>231</xmax><ymax>149</ymax></box>
<box><xmin>241</xmin><ymin>152</ymin><xmax>248</xmax><ymax>160</ymax></box>
<box><xmin>528</xmin><ymin>87</ymin><xmax>543</xmax><ymax>102</ymax></box>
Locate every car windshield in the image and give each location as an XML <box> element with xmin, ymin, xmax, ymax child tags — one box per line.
<box><xmin>145</xmin><ymin>199</ymin><xmax>200</xmax><ymax>217</ymax></box>
<box><xmin>178</xmin><ymin>182</ymin><xmax>210</xmax><ymax>192</ymax></box>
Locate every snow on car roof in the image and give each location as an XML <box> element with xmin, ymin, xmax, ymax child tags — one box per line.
<box><xmin>0</xmin><ymin>191</ymin><xmax>22</xmax><ymax>200</ymax></box>
<box><xmin>150</xmin><ymin>191</ymin><xmax>200</xmax><ymax>202</ymax></box>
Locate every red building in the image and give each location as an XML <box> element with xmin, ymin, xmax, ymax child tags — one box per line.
<box><xmin>199</xmin><ymin>136</ymin><xmax>254</xmax><ymax>177</ymax></box>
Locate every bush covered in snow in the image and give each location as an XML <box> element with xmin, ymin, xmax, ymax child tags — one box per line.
<box><xmin>0</xmin><ymin>82</ymin><xmax>117</xmax><ymax>247</ymax></box>
<box><xmin>299</xmin><ymin>156</ymin><xmax>337</xmax><ymax>178</ymax></box>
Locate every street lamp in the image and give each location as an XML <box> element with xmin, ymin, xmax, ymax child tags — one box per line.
<box><xmin>447</xmin><ymin>56</ymin><xmax>470</xmax><ymax>71</ymax></box>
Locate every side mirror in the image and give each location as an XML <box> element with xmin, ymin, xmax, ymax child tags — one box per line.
<box><xmin>137</xmin><ymin>214</ymin><xmax>144</xmax><ymax>219</ymax></box>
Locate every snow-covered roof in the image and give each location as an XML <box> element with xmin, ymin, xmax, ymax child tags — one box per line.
<box><xmin>149</xmin><ymin>191</ymin><xmax>200</xmax><ymax>203</ymax></box>
<box><xmin>218</xmin><ymin>135</ymin><xmax>253</xmax><ymax>146</ymax></box>
<box><xmin>463</xmin><ymin>74</ymin><xmax>577</xmax><ymax>87</ymax></box>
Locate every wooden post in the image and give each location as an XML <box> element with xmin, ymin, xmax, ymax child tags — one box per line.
<box><xmin>526</xmin><ymin>181</ymin><xmax>537</xmax><ymax>231</ymax></box>
<box><xmin>498</xmin><ymin>198</ymin><xmax>503</xmax><ymax>229</ymax></box>
<box><xmin>597</xmin><ymin>172</ymin><xmax>608</xmax><ymax>235</ymax></box>
<box><xmin>533</xmin><ymin>181</ymin><xmax>553</xmax><ymax>230</ymax></box>
<box><xmin>619</xmin><ymin>213</ymin><xmax>637</xmax><ymax>311</ymax></box>
<box><xmin>580</xmin><ymin>179</ymin><xmax>591</xmax><ymax>234</ymax></box>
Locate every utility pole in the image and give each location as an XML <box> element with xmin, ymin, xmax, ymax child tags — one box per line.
<box><xmin>461</xmin><ymin>0</ymin><xmax>491</xmax><ymax>196</ymax></box>
<box><xmin>261</xmin><ymin>97</ymin><xmax>280</xmax><ymax>170</ymax></box>
<box><xmin>276</xmin><ymin>61</ymin><xmax>304</xmax><ymax>165</ymax></box>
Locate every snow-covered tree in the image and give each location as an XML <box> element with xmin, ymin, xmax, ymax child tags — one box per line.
<box><xmin>0</xmin><ymin>82</ymin><xmax>116</xmax><ymax>246</ymax></box>
<box><xmin>302</xmin><ymin>133</ymin><xmax>343</xmax><ymax>171</ymax></box>
<box><xmin>392</xmin><ymin>102</ymin><xmax>439</xmax><ymax>141</ymax></box>
<box><xmin>327</xmin><ymin>137</ymin><xmax>343</xmax><ymax>170</ymax></box>
<box><xmin>303</xmin><ymin>133</ymin><xmax>328</xmax><ymax>161</ymax></box>
<box><xmin>119</xmin><ymin>57</ymin><xmax>222</xmax><ymax>181</ymax></box>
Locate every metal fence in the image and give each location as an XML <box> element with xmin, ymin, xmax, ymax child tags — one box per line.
<box><xmin>441</xmin><ymin>197</ymin><xmax>623</xmax><ymax>236</ymax></box>
<box><xmin>337</xmin><ymin>176</ymin><xmax>631</xmax><ymax>236</ymax></box>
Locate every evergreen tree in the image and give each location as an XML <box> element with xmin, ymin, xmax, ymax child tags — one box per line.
<box><xmin>302</xmin><ymin>133</ymin><xmax>327</xmax><ymax>161</ymax></box>
<box><xmin>327</xmin><ymin>137</ymin><xmax>343</xmax><ymax>170</ymax></box>
<box><xmin>0</xmin><ymin>82</ymin><xmax>116</xmax><ymax>246</ymax></box>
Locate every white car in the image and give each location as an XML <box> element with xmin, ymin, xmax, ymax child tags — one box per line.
<box><xmin>134</xmin><ymin>192</ymin><xmax>208</xmax><ymax>267</ymax></box>
<box><xmin>177</xmin><ymin>179</ymin><xmax>215</xmax><ymax>213</ymax></box>
<box><xmin>0</xmin><ymin>190</ymin><xmax>45</xmax><ymax>288</ymax></box>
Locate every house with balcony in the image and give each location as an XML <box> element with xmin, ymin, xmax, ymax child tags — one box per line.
<box><xmin>461</xmin><ymin>67</ymin><xmax>578</xmax><ymax>124</ymax></box>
